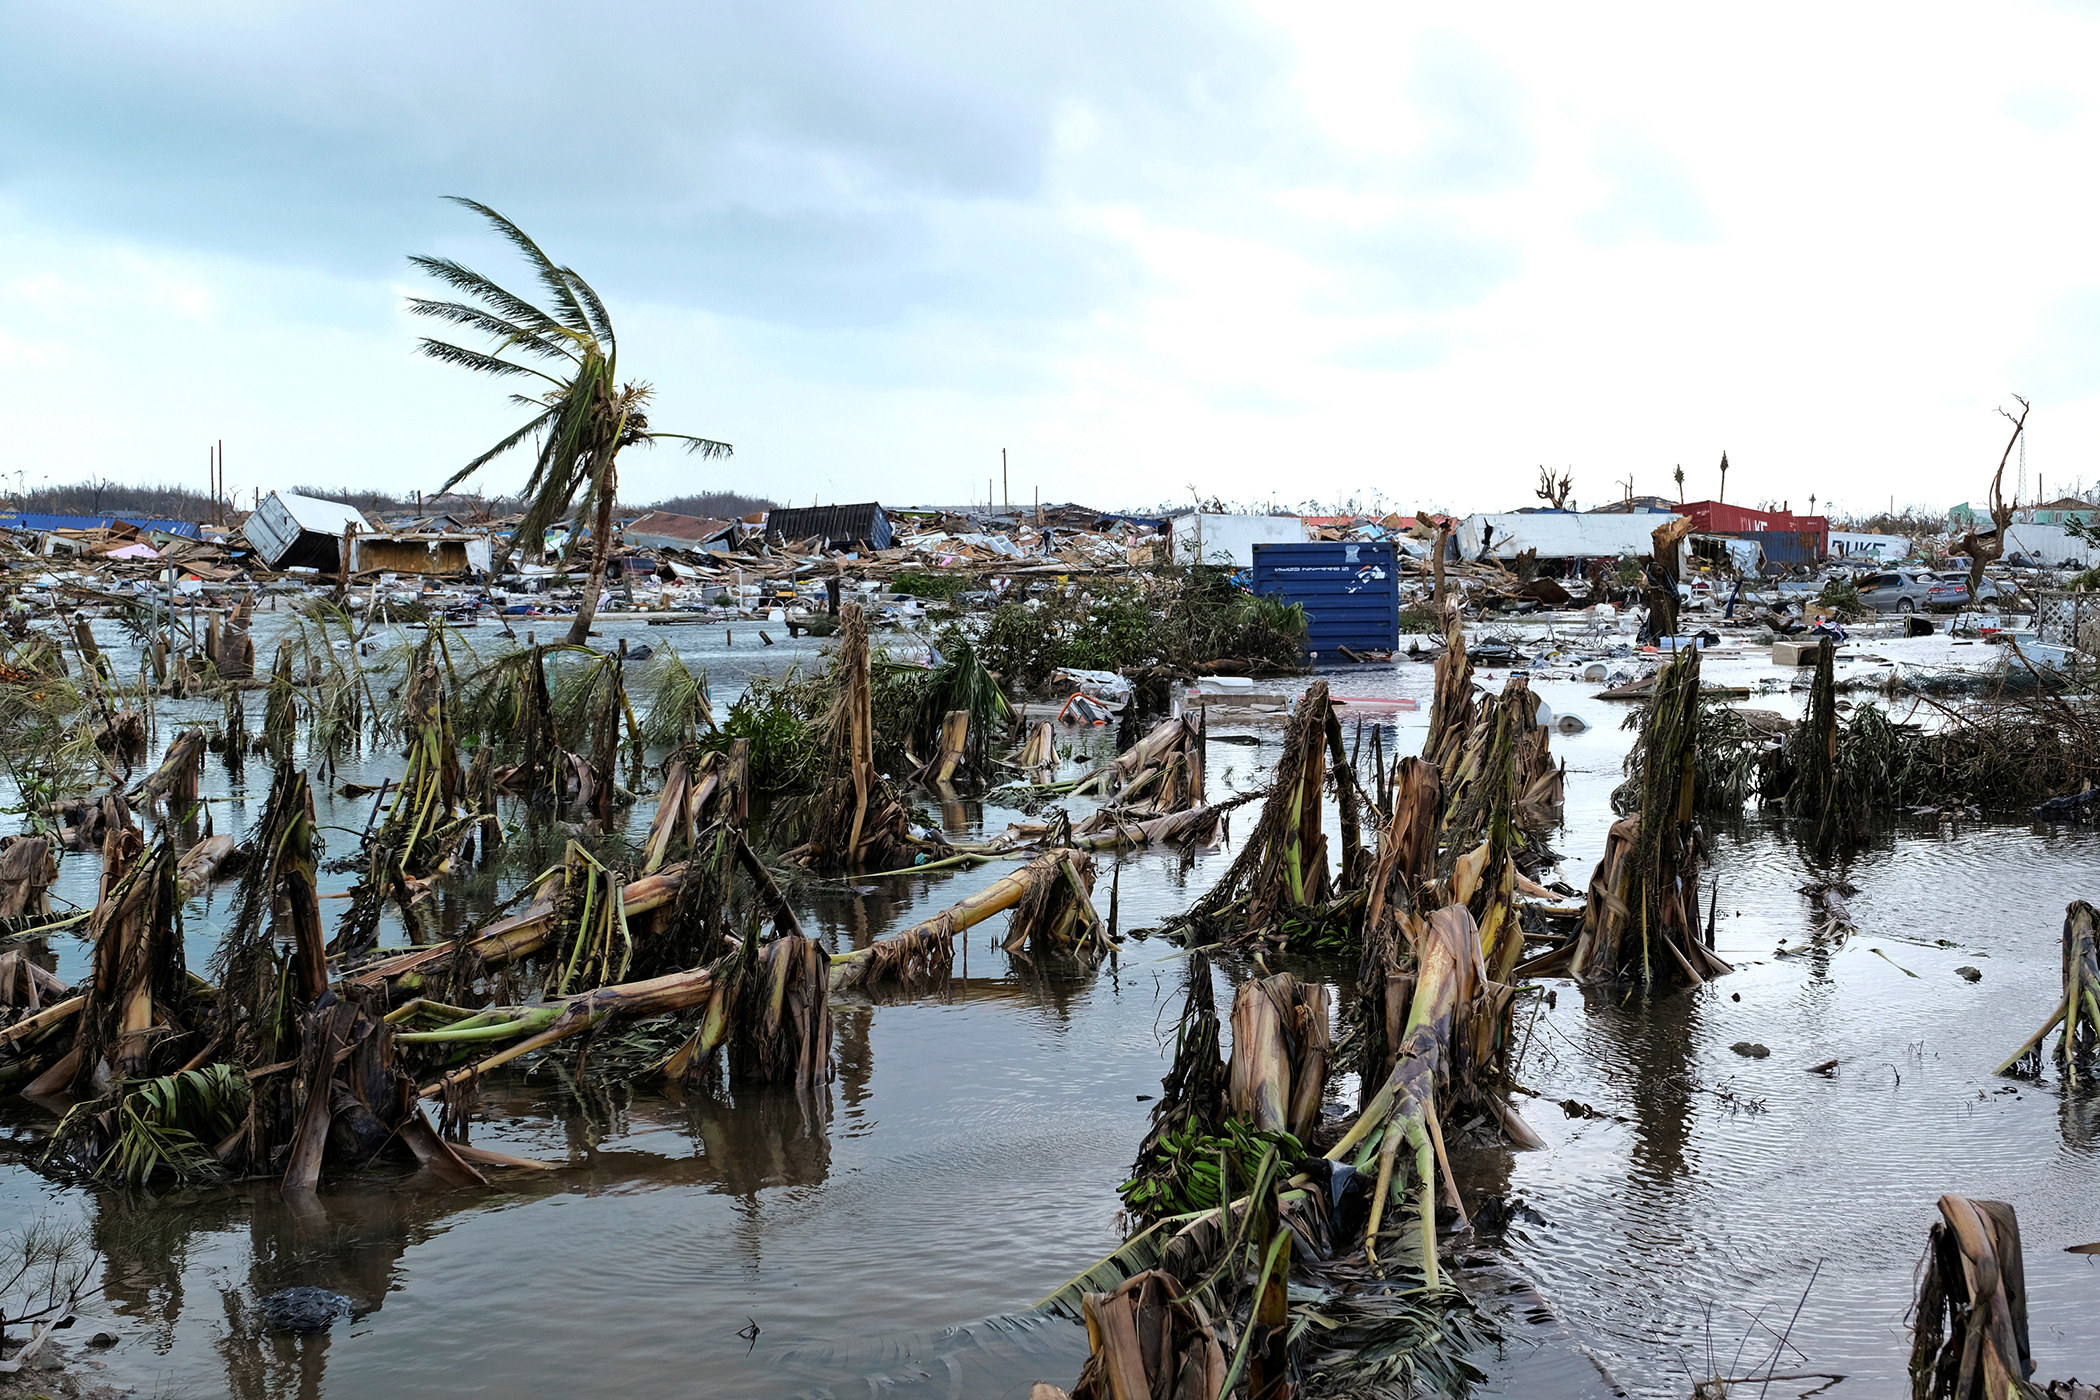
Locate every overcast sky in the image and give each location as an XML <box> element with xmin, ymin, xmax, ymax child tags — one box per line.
<box><xmin>4</xmin><ymin>1</ymin><xmax>2098</xmax><ymax>518</ymax></box>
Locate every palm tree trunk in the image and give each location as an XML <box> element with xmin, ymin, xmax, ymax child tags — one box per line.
<box><xmin>566</xmin><ymin>469</ymin><xmax>617</xmax><ymax>646</ymax></box>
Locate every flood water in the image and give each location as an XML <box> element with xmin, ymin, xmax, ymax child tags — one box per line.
<box><xmin>4</xmin><ymin>613</ymin><xmax>2098</xmax><ymax>1398</ymax></box>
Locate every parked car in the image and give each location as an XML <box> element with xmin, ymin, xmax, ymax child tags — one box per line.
<box><xmin>1927</xmin><ymin>571</ymin><xmax>2013</xmax><ymax>611</ymax></box>
<box><xmin>1853</xmin><ymin>568</ymin><xmax>1937</xmax><ymax>613</ymax></box>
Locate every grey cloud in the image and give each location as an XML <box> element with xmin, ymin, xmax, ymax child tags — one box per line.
<box><xmin>0</xmin><ymin>0</ymin><xmax>1278</xmax><ymax>329</ymax></box>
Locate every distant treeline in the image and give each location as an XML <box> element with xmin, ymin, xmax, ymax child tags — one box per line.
<box><xmin>4</xmin><ymin>478</ymin><xmax>778</xmax><ymax>524</ymax></box>
<box><xmin>643</xmin><ymin>491</ymin><xmax>777</xmax><ymax>519</ymax></box>
<box><xmin>10</xmin><ymin>480</ymin><xmax>223</xmax><ymax>521</ymax></box>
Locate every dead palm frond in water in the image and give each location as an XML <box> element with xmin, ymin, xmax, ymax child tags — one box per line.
<box><xmin>1050</xmin><ymin>994</ymin><xmax>1504</xmax><ymax>1400</ymax></box>
<box><xmin>218</xmin><ymin>684</ymin><xmax>246</xmax><ymax>783</ymax></box>
<box><xmin>1564</xmin><ymin>647</ymin><xmax>1729</xmax><ymax>987</ymax></box>
<box><xmin>1061</xmin><ymin>1271</ymin><xmax>1228</xmax><ymax>1400</ymax></box>
<box><xmin>1004</xmin><ymin>849</ymin><xmax>1109</xmax><ymax>959</ymax></box>
<box><xmin>287</xmin><ymin>602</ymin><xmax>378</xmax><ymax>776</ymax></box>
<box><xmin>0</xmin><ymin>835</ymin><xmax>58</xmax><ymax>923</ymax></box>
<box><xmin>1072</xmin><ymin>715</ymin><xmax>1204</xmax><ymax>809</ymax></box>
<box><xmin>280</xmin><ymin>988</ymin><xmax>485</xmax><ymax>1192</ymax></box>
<box><xmin>1783</xmin><ymin>636</ymin><xmax>1845</xmax><ymax>847</ymax></box>
<box><xmin>662</xmin><ymin>930</ymin><xmax>834</xmax><ymax>1098</ymax></box>
<box><xmin>788</xmin><ymin>604</ymin><xmax>947</xmax><ymax>872</ymax></box>
<box><xmin>1184</xmin><ymin>682</ymin><xmax>1338</xmax><ymax>946</ymax></box>
<box><xmin>409</xmin><ymin>197</ymin><xmax>731</xmax><ymax>646</ymax></box>
<box><xmin>36</xmin><ymin>828</ymin><xmax>207</xmax><ymax>1175</ymax></box>
<box><xmin>1909</xmin><ymin>1194</ymin><xmax>2046</xmax><ymax>1400</ymax></box>
<box><xmin>401</xmin><ymin>952</ymin><xmax>818</xmax><ymax>1108</ymax></box>
<box><xmin>1997</xmin><ymin>900</ymin><xmax>2100</xmax><ymax>1082</ymax></box>
<box><xmin>1436</xmin><ymin>682</ymin><xmax>1535</xmax><ymax>986</ymax></box>
<box><xmin>63</xmin><ymin>823</ymin><xmax>189</xmax><ymax>1095</ymax></box>
<box><xmin>548</xmin><ymin>644</ymin><xmax>645</xmax><ymax>812</ymax></box>
<box><xmin>1013</xmin><ymin>719</ymin><xmax>1057</xmax><ymax>779</ymax></box>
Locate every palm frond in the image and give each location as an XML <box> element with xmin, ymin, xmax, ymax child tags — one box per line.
<box><xmin>651</xmin><ymin>432</ymin><xmax>735</xmax><ymax>459</ymax></box>
<box><xmin>405</xmin><ymin>299</ymin><xmax>580</xmax><ymax>362</ymax></box>
<box><xmin>405</xmin><ymin>254</ymin><xmax>569</xmax><ymax>337</ymax></box>
<box><xmin>561</xmin><ymin>266</ymin><xmax>617</xmax><ymax>346</ymax></box>
<box><xmin>416</xmin><ymin>338</ymin><xmax>560</xmax><ymax>384</ymax></box>
<box><xmin>636</xmin><ymin>650</ymin><xmax>714</xmax><ymax>748</ymax></box>
<box><xmin>444</xmin><ymin>197</ymin><xmax>594</xmax><ymax>339</ymax></box>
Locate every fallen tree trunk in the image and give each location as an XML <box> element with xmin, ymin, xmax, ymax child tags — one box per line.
<box><xmin>346</xmin><ymin>863</ymin><xmax>693</xmax><ymax>990</ymax></box>
<box><xmin>830</xmin><ymin>847</ymin><xmax>1105</xmax><ymax>992</ymax></box>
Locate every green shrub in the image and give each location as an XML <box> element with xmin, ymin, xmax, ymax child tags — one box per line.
<box><xmin>888</xmin><ymin>570</ymin><xmax>968</xmax><ymax>600</ymax></box>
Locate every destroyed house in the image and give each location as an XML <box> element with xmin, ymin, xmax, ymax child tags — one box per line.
<box><xmin>765</xmin><ymin>502</ymin><xmax>892</xmax><ymax>551</ymax></box>
<box><xmin>0</xmin><ymin>512</ymin><xmax>201</xmax><ymax>540</ymax></box>
<box><xmin>1677</xmin><ymin>501</ymin><xmax>1828</xmax><ymax>561</ymax></box>
<box><xmin>623</xmin><ymin>511</ymin><xmax>738</xmax><ymax>552</ymax></box>
<box><xmin>243</xmin><ymin>492</ymin><xmax>375</xmax><ymax>570</ymax></box>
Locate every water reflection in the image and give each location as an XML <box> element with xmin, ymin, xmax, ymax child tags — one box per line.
<box><xmin>1575</xmin><ymin>985</ymin><xmax>1698</xmax><ymax>1197</ymax></box>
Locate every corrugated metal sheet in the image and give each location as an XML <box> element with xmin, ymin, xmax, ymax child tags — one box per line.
<box><xmin>1251</xmin><ymin>541</ymin><xmax>1399</xmax><ymax>655</ymax></box>
<box><xmin>0</xmin><ymin>512</ymin><xmax>201</xmax><ymax>539</ymax></box>
<box><xmin>765</xmin><ymin>502</ymin><xmax>892</xmax><ymax>550</ymax></box>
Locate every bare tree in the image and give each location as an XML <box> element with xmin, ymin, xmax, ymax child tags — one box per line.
<box><xmin>1535</xmin><ymin>466</ymin><xmax>1573</xmax><ymax>510</ymax></box>
<box><xmin>1717</xmin><ymin>451</ymin><xmax>1730</xmax><ymax>504</ymax></box>
<box><xmin>1949</xmin><ymin>396</ymin><xmax>2030</xmax><ymax>600</ymax></box>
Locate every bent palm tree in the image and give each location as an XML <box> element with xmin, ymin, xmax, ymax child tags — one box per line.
<box><xmin>410</xmin><ymin>197</ymin><xmax>731</xmax><ymax>645</ymax></box>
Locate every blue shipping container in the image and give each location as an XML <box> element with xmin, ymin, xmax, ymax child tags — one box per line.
<box><xmin>1251</xmin><ymin>541</ymin><xmax>1401</xmax><ymax>655</ymax></box>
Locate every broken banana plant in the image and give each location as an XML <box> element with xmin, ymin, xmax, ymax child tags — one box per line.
<box><xmin>1563</xmin><ymin>647</ymin><xmax>1729</xmax><ymax>987</ymax></box>
<box><xmin>788</xmin><ymin>604</ymin><xmax>948</xmax><ymax>872</ymax></box>
<box><xmin>1183</xmin><ymin>682</ymin><xmax>1341</xmax><ymax>947</ymax></box>
<box><xmin>1996</xmin><ymin>900</ymin><xmax>2100</xmax><ymax>1081</ymax></box>
<box><xmin>1909</xmin><ymin>1194</ymin><xmax>2047</xmax><ymax>1400</ymax></box>
<box><xmin>830</xmin><ymin>847</ymin><xmax>1108</xmax><ymax>993</ymax></box>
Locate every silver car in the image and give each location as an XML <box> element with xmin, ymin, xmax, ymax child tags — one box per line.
<box><xmin>1853</xmin><ymin>568</ymin><xmax>1936</xmax><ymax>613</ymax></box>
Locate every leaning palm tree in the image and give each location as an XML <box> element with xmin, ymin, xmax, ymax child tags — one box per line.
<box><xmin>409</xmin><ymin>198</ymin><xmax>731</xmax><ymax>645</ymax></box>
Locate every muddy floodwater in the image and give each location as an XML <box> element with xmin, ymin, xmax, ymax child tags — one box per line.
<box><xmin>4</xmin><ymin>616</ymin><xmax>2098</xmax><ymax>1398</ymax></box>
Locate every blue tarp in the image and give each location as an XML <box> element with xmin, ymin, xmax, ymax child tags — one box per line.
<box><xmin>0</xmin><ymin>512</ymin><xmax>202</xmax><ymax>539</ymax></box>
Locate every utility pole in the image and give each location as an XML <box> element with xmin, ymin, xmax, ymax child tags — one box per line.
<box><xmin>1002</xmin><ymin>448</ymin><xmax>1009</xmax><ymax>514</ymax></box>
